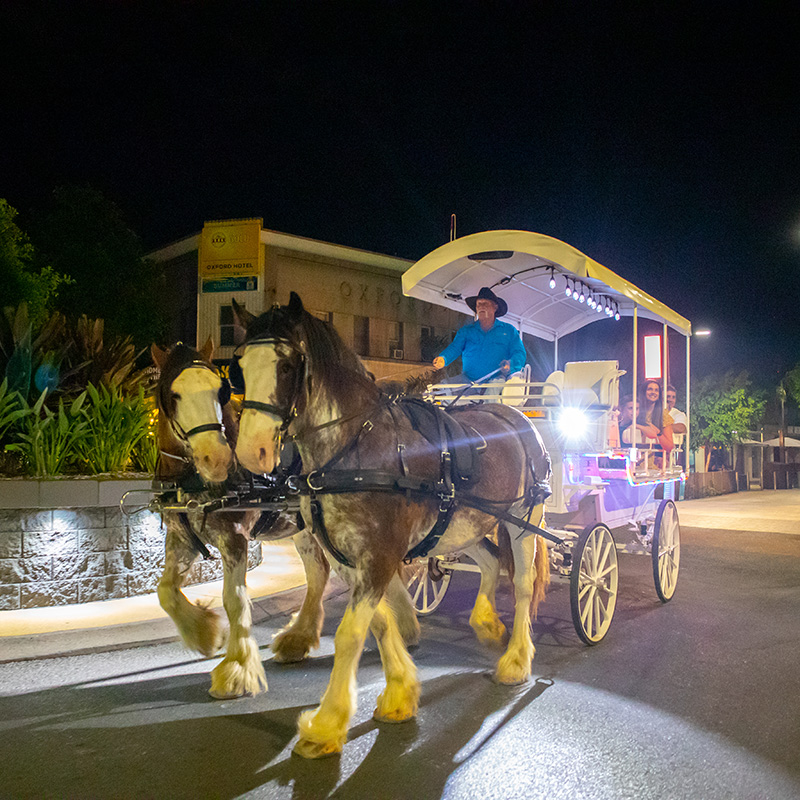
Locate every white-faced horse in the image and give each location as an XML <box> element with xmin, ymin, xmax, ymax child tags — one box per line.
<box><xmin>233</xmin><ymin>293</ymin><xmax>551</xmax><ymax>758</ymax></box>
<box><xmin>151</xmin><ymin>340</ymin><xmax>332</xmax><ymax>698</ymax></box>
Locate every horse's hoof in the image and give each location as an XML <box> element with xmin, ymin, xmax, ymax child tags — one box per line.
<box><xmin>373</xmin><ymin>707</ymin><xmax>415</xmax><ymax>724</ymax></box>
<box><xmin>292</xmin><ymin>737</ymin><xmax>342</xmax><ymax>759</ymax></box>
<box><xmin>493</xmin><ymin>666</ymin><xmax>531</xmax><ymax>686</ymax></box>
<box><xmin>208</xmin><ymin>687</ymin><xmax>246</xmax><ymax>700</ymax></box>
<box><xmin>271</xmin><ymin>638</ymin><xmax>311</xmax><ymax>664</ymax></box>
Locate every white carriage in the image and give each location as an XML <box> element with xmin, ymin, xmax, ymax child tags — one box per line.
<box><xmin>402</xmin><ymin>230</ymin><xmax>690</xmax><ymax>644</ymax></box>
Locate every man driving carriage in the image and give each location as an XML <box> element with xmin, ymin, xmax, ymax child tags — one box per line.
<box><xmin>432</xmin><ymin>286</ymin><xmax>526</xmax><ymax>395</ymax></box>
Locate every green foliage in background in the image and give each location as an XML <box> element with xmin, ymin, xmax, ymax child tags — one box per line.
<box><xmin>6</xmin><ymin>390</ymin><xmax>89</xmax><ymax>477</ymax></box>
<box><xmin>690</xmin><ymin>371</ymin><xmax>766</xmax><ymax>449</ymax></box>
<box><xmin>32</xmin><ymin>185</ymin><xmax>169</xmax><ymax>349</ymax></box>
<box><xmin>0</xmin><ymin>378</ymin><xmax>28</xmax><ymax>443</ymax></box>
<box><xmin>76</xmin><ymin>383</ymin><xmax>152</xmax><ymax>474</ymax></box>
<box><xmin>0</xmin><ymin>199</ymin><xmax>71</xmax><ymax>326</ymax></box>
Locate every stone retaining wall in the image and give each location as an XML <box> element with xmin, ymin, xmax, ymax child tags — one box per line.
<box><xmin>0</xmin><ymin>506</ymin><xmax>262</xmax><ymax>611</ymax></box>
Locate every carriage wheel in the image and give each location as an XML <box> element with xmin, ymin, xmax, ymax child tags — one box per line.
<box><xmin>652</xmin><ymin>499</ymin><xmax>681</xmax><ymax>602</ymax></box>
<box><xmin>406</xmin><ymin>558</ymin><xmax>453</xmax><ymax>615</ymax></box>
<box><xmin>570</xmin><ymin>523</ymin><xmax>619</xmax><ymax>645</ymax></box>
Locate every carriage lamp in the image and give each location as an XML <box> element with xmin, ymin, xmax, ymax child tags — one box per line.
<box><xmin>549</xmin><ymin>268</ymin><xmax>556</xmax><ymax>289</ymax></box>
<box><xmin>558</xmin><ymin>407</ymin><xmax>589</xmax><ymax>438</ymax></box>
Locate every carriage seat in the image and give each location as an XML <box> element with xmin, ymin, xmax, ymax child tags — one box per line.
<box><xmin>541</xmin><ymin>370</ymin><xmax>564</xmax><ymax>406</ymax></box>
<box><xmin>562</xmin><ymin>361</ymin><xmax>625</xmax><ymax>408</ymax></box>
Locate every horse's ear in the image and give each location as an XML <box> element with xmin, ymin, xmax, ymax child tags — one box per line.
<box><xmin>151</xmin><ymin>343</ymin><xmax>167</xmax><ymax>370</ymax></box>
<box><xmin>199</xmin><ymin>336</ymin><xmax>214</xmax><ymax>362</ymax></box>
<box><xmin>231</xmin><ymin>299</ymin><xmax>256</xmax><ymax>329</ymax></box>
<box><xmin>287</xmin><ymin>292</ymin><xmax>305</xmax><ymax>319</ymax></box>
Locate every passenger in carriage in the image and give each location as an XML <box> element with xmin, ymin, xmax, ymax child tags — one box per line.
<box><xmin>432</xmin><ymin>286</ymin><xmax>526</xmax><ymax>397</ymax></box>
<box><xmin>622</xmin><ymin>380</ymin><xmax>674</xmax><ymax>462</ymax></box>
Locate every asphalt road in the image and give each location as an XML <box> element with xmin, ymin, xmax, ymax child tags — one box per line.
<box><xmin>1</xmin><ymin>524</ymin><xmax>799</xmax><ymax>800</ymax></box>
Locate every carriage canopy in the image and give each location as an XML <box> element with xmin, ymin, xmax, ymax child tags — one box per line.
<box><xmin>402</xmin><ymin>230</ymin><xmax>692</xmax><ymax>341</ymax></box>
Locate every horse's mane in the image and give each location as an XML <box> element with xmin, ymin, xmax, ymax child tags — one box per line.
<box><xmin>247</xmin><ymin>302</ymin><xmax>378</xmax><ymax>401</ymax></box>
<box><xmin>377</xmin><ymin>368</ymin><xmax>444</xmax><ymax>397</ymax></box>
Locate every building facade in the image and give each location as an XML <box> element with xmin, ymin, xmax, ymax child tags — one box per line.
<box><xmin>148</xmin><ymin>218</ymin><xmax>469</xmax><ymax>381</ymax></box>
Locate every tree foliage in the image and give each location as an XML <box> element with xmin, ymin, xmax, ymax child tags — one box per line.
<box><xmin>32</xmin><ymin>185</ymin><xmax>169</xmax><ymax>349</ymax></box>
<box><xmin>0</xmin><ymin>199</ymin><xmax>70</xmax><ymax>325</ymax></box>
<box><xmin>690</xmin><ymin>371</ymin><xmax>765</xmax><ymax>448</ymax></box>
<box><xmin>784</xmin><ymin>363</ymin><xmax>800</xmax><ymax>408</ymax></box>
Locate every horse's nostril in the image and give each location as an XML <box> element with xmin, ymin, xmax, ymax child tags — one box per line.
<box><xmin>259</xmin><ymin>447</ymin><xmax>267</xmax><ymax>464</ymax></box>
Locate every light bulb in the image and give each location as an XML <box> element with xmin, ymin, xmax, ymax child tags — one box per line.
<box><xmin>565</xmin><ymin>280</ymin><xmax>572</xmax><ymax>297</ymax></box>
<box><xmin>549</xmin><ymin>270</ymin><xmax>556</xmax><ymax>290</ymax></box>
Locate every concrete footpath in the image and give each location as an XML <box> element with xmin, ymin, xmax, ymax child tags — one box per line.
<box><xmin>1</xmin><ymin>489</ymin><xmax>797</xmax><ymax>663</ymax></box>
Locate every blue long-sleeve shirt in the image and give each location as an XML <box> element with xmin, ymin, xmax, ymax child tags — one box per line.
<box><xmin>438</xmin><ymin>319</ymin><xmax>526</xmax><ymax>381</ymax></box>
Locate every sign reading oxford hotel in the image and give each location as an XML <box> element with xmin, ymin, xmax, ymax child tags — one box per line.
<box><xmin>199</xmin><ymin>218</ymin><xmax>264</xmax><ymax>293</ymax></box>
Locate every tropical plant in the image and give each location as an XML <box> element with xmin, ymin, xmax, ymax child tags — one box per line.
<box><xmin>0</xmin><ymin>302</ymin><xmax>70</xmax><ymax>400</ymax></box>
<box><xmin>0</xmin><ymin>378</ymin><xmax>28</xmax><ymax>443</ymax></box>
<box><xmin>75</xmin><ymin>383</ymin><xmax>152</xmax><ymax>474</ymax></box>
<box><xmin>130</xmin><ymin>400</ymin><xmax>159</xmax><ymax>473</ymax></box>
<box><xmin>6</xmin><ymin>390</ymin><xmax>89</xmax><ymax>476</ymax></box>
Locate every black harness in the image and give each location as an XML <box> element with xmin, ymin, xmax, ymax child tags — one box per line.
<box><xmin>287</xmin><ymin>396</ymin><xmax>556</xmax><ymax>568</ymax></box>
<box><xmin>237</xmin><ymin>332</ymin><xmax>556</xmax><ymax>570</ymax></box>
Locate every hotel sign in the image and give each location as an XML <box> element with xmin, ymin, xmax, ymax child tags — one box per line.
<box><xmin>199</xmin><ymin>218</ymin><xmax>263</xmax><ymax>292</ymax></box>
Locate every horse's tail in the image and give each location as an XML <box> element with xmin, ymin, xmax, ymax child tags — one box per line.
<box><xmin>496</xmin><ymin>523</ymin><xmax>550</xmax><ymax>619</ymax></box>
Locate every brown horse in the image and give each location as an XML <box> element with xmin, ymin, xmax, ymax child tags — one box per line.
<box><xmin>233</xmin><ymin>293</ymin><xmax>551</xmax><ymax>758</ymax></box>
<box><xmin>151</xmin><ymin>340</ymin><xmax>332</xmax><ymax>698</ymax></box>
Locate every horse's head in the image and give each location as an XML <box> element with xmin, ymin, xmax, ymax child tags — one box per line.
<box><xmin>151</xmin><ymin>339</ymin><xmax>234</xmax><ymax>484</ymax></box>
<box><xmin>233</xmin><ymin>294</ymin><xmax>307</xmax><ymax>475</ymax></box>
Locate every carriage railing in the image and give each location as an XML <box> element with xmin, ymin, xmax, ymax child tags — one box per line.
<box><xmin>424</xmin><ymin>378</ymin><xmax>684</xmax><ymax>485</ymax></box>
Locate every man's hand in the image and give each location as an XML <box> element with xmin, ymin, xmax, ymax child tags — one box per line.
<box><xmin>433</xmin><ymin>356</ymin><xmax>445</xmax><ymax>370</ymax></box>
<box><xmin>499</xmin><ymin>360</ymin><xmax>511</xmax><ymax>375</ymax></box>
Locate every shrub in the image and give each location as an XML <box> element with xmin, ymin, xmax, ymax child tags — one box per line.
<box><xmin>6</xmin><ymin>390</ymin><xmax>89</xmax><ymax>476</ymax></box>
<box><xmin>75</xmin><ymin>383</ymin><xmax>153</xmax><ymax>474</ymax></box>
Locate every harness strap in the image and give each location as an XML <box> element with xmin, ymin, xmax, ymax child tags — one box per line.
<box><xmin>182</xmin><ymin>422</ymin><xmax>223</xmax><ymax>438</ymax></box>
<box><xmin>177</xmin><ymin>512</ymin><xmax>213</xmax><ymax>560</ymax></box>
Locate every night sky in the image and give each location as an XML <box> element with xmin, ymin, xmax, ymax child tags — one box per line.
<box><xmin>2</xmin><ymin>2</ymin><xmax>799</xmax><ymax>382</ymax></box>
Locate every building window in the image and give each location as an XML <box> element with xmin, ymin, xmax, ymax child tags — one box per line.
<box><xmin>219</xmin><ymin>304</ymin><xmax>240</xmax><ymax>347</ymax></box>
<box><xmin>388</xmin><ymin>320</ymin><xmax>404</xmax><ymax>359</ymax></box>
<box><xmin>354</xmin><ymin>315</ymin><xmax>370</xmax><ymax>356</ymax></box>
<box><xmin>309</xmin><ymin>309</ymin><xmax>332</xmax><ymax>323</ymax></box>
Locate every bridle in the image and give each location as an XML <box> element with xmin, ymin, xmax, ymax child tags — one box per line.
<box><xmin>237</xmin><ymin>335</ymin><xmax>381</xmax><ymax>438</ymax></box>
<box><xmin>159</xmin><ymin>360</ymin><xmax>231</xmax><ymax>445</ymax></box>
<box><xmin>237</xmin><ymin>337</ymin><xmax>305</xmax><ymax>434</ymax></box>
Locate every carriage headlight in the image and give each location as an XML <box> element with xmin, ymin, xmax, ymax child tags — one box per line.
<box><xmin>558</xmin><ymin>407</ymin><xmax>589</xmax><ymax>438</ymax></box>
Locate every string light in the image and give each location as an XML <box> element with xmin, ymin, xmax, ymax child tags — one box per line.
<box><xmin>565</xmin><ymin>278</ymin><xmax>572</xmax><ymax>297</ymax></box>
<box><xmin>549</xmin><ymin>268</ymin><xmax>556</xmax><ymax>289</ymax></box>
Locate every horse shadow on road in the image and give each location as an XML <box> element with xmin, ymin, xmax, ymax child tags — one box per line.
<box><xmin>0</xmin><ymin>655</ymin><xmax>553</xmax><ymax>800</ymax></box>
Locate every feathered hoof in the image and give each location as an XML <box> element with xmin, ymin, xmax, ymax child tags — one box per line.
<box><xmin>184</xmin><ymin>607</ymin><xmax>228</xmax><ymax>658</ymax></box>
<box><xmin>271</xmin><ymin>629</ymin><xmax>314</xmax><ymax>663</ymax></box>
<box><xmin>374</xmin><ymin>678</ymin><xmax>420</xmax><ymax>723</ymax></box>
<box><xmin>493</xmin><ymin>652</ymin><xmax>533</xmax><ymax>686</ymax></box>
<box><xmin>470</xmin><ymin>615</ymin><xmax>507</xmax><ymax>648</ymax></box>
<box><xmin>209</xmin><ymin>657</ymin><xmax>268</xmax><ymax>699</ymax></box>
<box><xmin>292</xmin><ymin>736</ymin><xmax>343</xmax><ymax>759</ymax></box>
<box><xmin>294</xmin><ymin>709</ymin><xmax>347</xmax><ymax>759</ymax></box>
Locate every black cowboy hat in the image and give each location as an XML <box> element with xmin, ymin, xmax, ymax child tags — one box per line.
<box><xmin>465</xmin><ymin>286</ymin><xmax>508</xmax><ymax>317</ymax></box>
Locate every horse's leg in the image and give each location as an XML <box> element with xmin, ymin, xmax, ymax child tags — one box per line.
<box><xmin>209</xmin><ymin>532</ymin><xmax>268</xmax><ymax>699</ymax></box>
<box><xmin>495</xmin><ymin>504</ymin><xmax>545</xmax><ymax>685</ymax></box>
<box><xmin>383</xmin><ymin>570</ymin><xmax>421</xmax><ymax>646</ymax></box>
<box><xmin>294</xmin><ymin>590</ymin><xmax>381</xmax><ymax>759</ymax></box>
<box><xmin>370</xmin><ymin>596</ymin><xmax>420</xmax><ymax>723</ymax></box>
<box><xmin>272</xmin><ymin>529</ymin><xmax>331</xmax><ymax>663</ymax></box>
<box><xmin>465</xmin><ymin>537</ymin><xmax>507</xmax><ymax>647</ymax></box>
<box><xmin>158</xmin><ymin>519</ymin><xmax>226</xmax><ymax>657</ymax></box>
